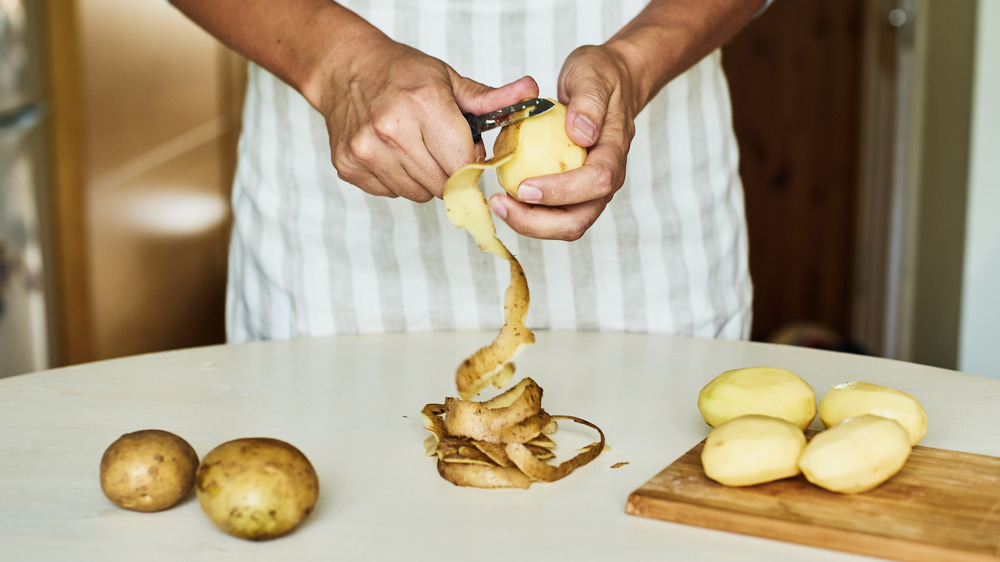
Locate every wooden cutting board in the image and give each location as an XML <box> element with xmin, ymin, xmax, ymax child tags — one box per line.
<box><xmin>626</xmin><ymin>436</ymin><xmax>1000</xmax><ymax>561</ymax></box>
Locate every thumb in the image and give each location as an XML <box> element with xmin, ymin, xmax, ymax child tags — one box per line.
<box><xmin>558</xmin><ymin>64</ymin><xmax>609</xmax><ymax>148</ymax></box>
<box><xmin>453</xmin><ymin>75</ymin><xmax>540</xmax><ymax>115</ymax></box>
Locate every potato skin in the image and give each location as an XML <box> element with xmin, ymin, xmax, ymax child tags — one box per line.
<box><xmin>195</xmin><ymin>437</ymin><xmax>319</xmax><ymax>541</ymax></box>
<box><xmin>99</xmin><ymin>429</ymin><xmax>199</xmax><ymax>512</ymax></box>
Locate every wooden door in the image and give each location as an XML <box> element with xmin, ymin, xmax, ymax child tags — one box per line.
<box><xmin>722</xmin><ymin>0</ymin><xmax>865</xmax><ymax>347</ymax></box>
<box><xmin>43</xmin><ymin>0</ymin><xmax>245</xmax><ymax>365</ymax></box>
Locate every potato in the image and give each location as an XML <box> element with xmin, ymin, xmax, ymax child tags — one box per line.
<box><xmin>99</xmin><ymin>429</ymin><xmax>198</xmax><ymax>512</ymax></box>
<box><xmin>698</xmin><ymin>367</ymin><xmax>817</xmax><ymax>430</ymax></box>
<box><xmin>798</xmin><ymin>415</ymin><xmax>912</xmax><ymax>494</ymax></box>
<box><xmin>701</xmin><ymin>415</ymin><xmax>807</xmax><ymax>486</ymax></box>
<box><xmin>819</xmin><ymin>381</ymin><xmax>927</xmax><ymax>445</ymax></box>
<box><xmin>195</xmin><ymin>438</ymin><xmax>319</xmax><ymax>540</ymax></box>
<box><xmin>494</xmin><ymin>99</ymin><xmax>587</xmax><ymax>198</ymax></box>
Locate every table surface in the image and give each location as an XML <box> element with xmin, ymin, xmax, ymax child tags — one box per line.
<box><xmin>1</xmin><ymin>331</ymin><xmax>997</xmax><ymax>562</ymax></box>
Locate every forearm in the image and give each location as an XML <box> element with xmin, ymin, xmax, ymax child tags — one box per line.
<box><xmin>170</xmin><ymin>0</ymin><xmax>382</xmax><ymax>110</ymax></box>
<box><xmin>605</xmin><ymin>0</ymin><xmax>766</xmax><ymax>111</ymax></box>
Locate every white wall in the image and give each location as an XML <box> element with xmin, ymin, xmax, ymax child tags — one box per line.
<box><xmin>958</xmin><ymin>0</ymin><xmax>1000</xmax><ymax>379</ymax></box>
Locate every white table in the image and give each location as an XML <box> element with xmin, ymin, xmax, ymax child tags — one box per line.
<box><xmin>1</xmin><ymin>331</ymin><xmax>997</xmax><ymax>561</ymax></box>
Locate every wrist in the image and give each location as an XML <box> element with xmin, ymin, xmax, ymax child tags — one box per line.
<box><xmin>297</xmin><ymin>7</ymin><xmax>388</xmax><ymax>113</ymax></box>
<box><xmin>602</xmin><ymin>34</ymin><xmax>671</xmax><ymax>113</ymax></box>
<box><xmin>601</xmin><ymin>0</ymin><xmax>764</xmax><ymax>112</ymax></box>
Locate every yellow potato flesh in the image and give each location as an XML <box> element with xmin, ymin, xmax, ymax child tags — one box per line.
<box><xmin>701</xmin><ymin>415</ymin><xmax>806</xmax><ymax>487</ymax></box>
<box><xmin>195</xmin><ymin>438</ymin><xmax>319</xmax><ymax>541</ymax></box>
<box><xmin>798</xmin><ymin>415</ymin><xmax>912</xmax><ymax>494</ymax></box>
<box><xmin>494</xmin><ymin>100</ymin><xmax>587</xmax><ymax>197</ymax></box>
<box><xmin>99</xmin><ymin>429</ymin><xmax>199</xmax><ymax>512</ymax></box>
<box><xmin>698</xmin><ymin>367</ymin><xmax>817</xmax><ymax>430</ymax></box>
<box><xmin>819</xmin><ymin>381</ymin><xmax>927</xmax><ymax>445</ymax></box>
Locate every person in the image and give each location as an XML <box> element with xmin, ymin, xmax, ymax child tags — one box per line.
<box><xmin>170</xmin><ymin>0</ymin><xmax>765</xmax><ymax>342</ymax></box>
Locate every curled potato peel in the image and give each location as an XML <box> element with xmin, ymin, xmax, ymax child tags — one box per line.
<box><xmin>444</xmin><ymin>100</ymin><xmax>584</xmax><ymax>400</ymax></box>
<box><xmin>424</xmin><ymin>377</ymin><xmax>603</xmax><ymax>488</ymax></box>
<box><xmin>504</xmin><ymin>416</ymin><xmax>606</xmax><ymax>483</ymax></box>
<box><xmin>443</xmin><ymin>145</ymin><xmax>531</xmax><ymax>401</ymax></box>
<box><xmin>444</xmin><ymin>378</ymin><xmax>543</xmax><ymax>436</ymax></box>
<box><xmin>432</xmin><ymin>100</ymin><xmax>599</xmax><ymax>489</ymax></box>
<box><xmin>437</xmin><ymin>459</ymin><xmax>532</xmax><ymax>489</ymax></box>
<box><xmin>445</xmin><ymin>404</ymin><xmax>552</xmax><ymax>445</ymax></box>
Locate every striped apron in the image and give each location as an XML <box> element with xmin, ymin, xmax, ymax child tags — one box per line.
<box><xmin>226</xmin><ymin>0</ymin><xmax>753</xmax><ymax>342</ymax></box>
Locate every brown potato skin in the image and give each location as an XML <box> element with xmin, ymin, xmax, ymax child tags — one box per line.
<box><xmin>99</xmin><ymin>429</ymin><xmax>199</xmax><ymax>512</ymax></box>
<box><xmin>195</xmin><ymin>437</ymin><xmax>319</xmax><ymax>541</ymax></box>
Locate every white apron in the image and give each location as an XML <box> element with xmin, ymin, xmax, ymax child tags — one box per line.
<box><xmin>226</xmin><ymin>0</ymin><xmax>753</xmax><ymax>342</ymax></box>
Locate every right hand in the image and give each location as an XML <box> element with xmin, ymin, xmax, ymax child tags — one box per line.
<box><xmin>314</xmin><ymin>32</ymin><xmax>539</xmax><ymax>202</ymax></box>
<box><xmin>486</xmin><ymin>44</ymin><xmax>639</xmax><ymax>241</ymax></box>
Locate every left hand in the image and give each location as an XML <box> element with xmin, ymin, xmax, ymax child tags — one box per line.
<box><xmin>487</xmin><ymin>44</ymin><xmax>638</xmax><ymax>241</ymax></box>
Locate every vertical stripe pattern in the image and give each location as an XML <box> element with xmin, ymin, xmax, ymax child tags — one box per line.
<box><xmin>225</xmin><ymin>0</ymin><xmax>752</xmax><ymax>342</ymax></box>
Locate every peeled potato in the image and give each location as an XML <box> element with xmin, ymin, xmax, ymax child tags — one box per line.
<box><xmin>99</xmin><ymin>429</ymin><xmax>199</xmax><ymax>512</ymax></box>
<box><xmin>820</xmin><ymin>381</ymin><xmax>927</xmax><ymax>445</ymax></box>
<box><xmin>798</xmin><ymin>415</ymin><xmax>912</xmax><ymax>494</ymax></box>
<box><xmin>698</xmin><ymin>367</ymin><xmax>817</xmax><ymax>430</ymax></box>
<box><xmin>195</xmin><ymin>438</ymin><xmax>319</xmax><ymax>541</ymax></box>
<box><xmin>701</xmin><ymin>415</ymin><xmax>806</xmax><ymax>487</ymax></box>
<box><xmin>494</xmin><ymin>99</ymin><xmax>587</xmax><ymax>197</ymax></box>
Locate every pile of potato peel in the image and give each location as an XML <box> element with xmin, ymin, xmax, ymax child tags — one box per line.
<box><xmin>422</xmin><ymin>377</ymin><xmax>605</xmax><ymax>488</ymax></box>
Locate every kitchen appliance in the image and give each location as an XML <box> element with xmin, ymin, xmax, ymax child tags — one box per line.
<box><xmin>1</xmin><ymin>0</ymin><xmax>53</xmax><ymax>378</ymax></box>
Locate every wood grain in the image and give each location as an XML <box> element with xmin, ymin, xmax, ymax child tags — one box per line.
<box><xmin>626</xmin><ymin>436</ymin><xmax>1000</xmax><ymax>561</ymax></box>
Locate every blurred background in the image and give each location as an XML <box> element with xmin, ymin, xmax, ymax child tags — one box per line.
<box><xmin>0</xmin><ymin>0</ymin><xmax>997</xmax><ymax>379</ymax></box>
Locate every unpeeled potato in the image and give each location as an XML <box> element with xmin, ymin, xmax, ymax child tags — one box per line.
<box><xmin>99</xmin><ymin>429</ymin><xmax>199</xmax><ymax>512</ymax></box>
<box><xmin>195</xmin><ymin>437</ymin><xmax>319</xmax><ymax>540</ymax></box>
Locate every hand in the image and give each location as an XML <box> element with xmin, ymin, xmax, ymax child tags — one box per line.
<box><xmin>316</xmin><ymin>33</ymin><xmax>539</xmax><ymax>202</ymax></box>
<box><xmin>488</xmin><ymin>44</ymin><xmax>638</xmax><ymax>241</ymax></box>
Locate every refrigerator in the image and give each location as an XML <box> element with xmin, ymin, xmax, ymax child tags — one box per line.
<box><xmin>1</xmin><ymin>0</ymin><xmax>53</xmax><ymax>378</ymax></box>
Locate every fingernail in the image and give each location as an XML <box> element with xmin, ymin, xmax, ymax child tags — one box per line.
<box><xmin>489</xmin><ymin>197</ymin><xmax>508</xmax><ymax>219</ymax></box>
<box><xmin>517</xmin><ymin>184</ymin><xmax>542</xmax><ymax>203</ymax></box>
<box><xmin>573</xmin><ymin>115</ymin><xmax>597</xmax><ymax>144</ymax></box>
